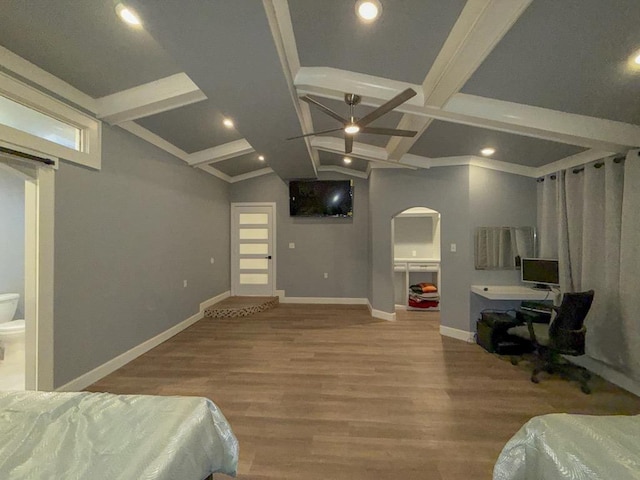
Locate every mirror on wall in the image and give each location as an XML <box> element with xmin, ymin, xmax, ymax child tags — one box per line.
<box><xmin>474</xmin><ymin>226</ymin><xmax>535</xmax><ymax>270</ymax></box>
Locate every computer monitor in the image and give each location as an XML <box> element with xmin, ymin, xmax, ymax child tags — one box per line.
<box><xmin>521</xmin><ymin>258</ymin><xmax>559</xmax><ymax>290</ymax></box>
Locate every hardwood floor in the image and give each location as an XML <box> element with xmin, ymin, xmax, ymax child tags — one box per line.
<box><xmin>88</xmin><ymin>305</ymin><xmax>640</xmax><ymax>479</ymax></box>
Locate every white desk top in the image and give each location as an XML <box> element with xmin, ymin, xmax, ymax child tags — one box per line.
<box><xmin>471</xmin><ymin>285</ymin><xmax>553</xmax><ymax>300</ymax></box>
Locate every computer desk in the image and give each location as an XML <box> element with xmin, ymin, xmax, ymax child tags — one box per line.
<box><xmin>471</xmin><ymin>285</ymin><xmax>554</xmax><ymax>301</ymax></box>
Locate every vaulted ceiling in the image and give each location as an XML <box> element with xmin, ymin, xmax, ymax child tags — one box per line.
<box><xmin>0</xmin><ymin>0</ymin><xmax>639</xmax><ymax>182</ymax></box>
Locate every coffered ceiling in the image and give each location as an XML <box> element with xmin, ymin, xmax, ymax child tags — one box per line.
<box><xmin>0</xmin><ymin>0</ymin><xmax>639</xmax><ymax>182</ymax></box>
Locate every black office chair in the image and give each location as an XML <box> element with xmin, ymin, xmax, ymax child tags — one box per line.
<box><xmin>508</xmin><ymin>290</ymin><xmax>595</xmax><ymax>394</ymax></box>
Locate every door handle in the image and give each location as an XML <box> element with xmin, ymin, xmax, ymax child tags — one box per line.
<box><xmin>265</xmin><ymin>255</ymin><xmax>272</xmax><ymax>259</ymax></box>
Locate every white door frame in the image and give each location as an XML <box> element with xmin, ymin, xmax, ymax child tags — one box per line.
<box><xmin>0</xmin><ymin>156</ymin><xmax>54</xmax><ymax>391</ymax></box>
<box><xmin>230</xmin><ymin>202</ymin><xmax>277</xmax><ymax>296</ymax></box>
<box><xmin>28</xmin><ymin>167</ymin><xmax>54</xmax><ymax>391</ymax></box>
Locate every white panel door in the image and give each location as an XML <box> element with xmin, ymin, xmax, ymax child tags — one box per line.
<box><xmin>231</xmin><ymin>204</ymin><xmax>275</xmax><ymax>296</ymax></box>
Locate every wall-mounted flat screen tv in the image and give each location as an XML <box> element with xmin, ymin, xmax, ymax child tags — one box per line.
<box><xmin>289</xmin><ymin>180</ymin><xmax>353</xmax><ymax>217</ymax></box>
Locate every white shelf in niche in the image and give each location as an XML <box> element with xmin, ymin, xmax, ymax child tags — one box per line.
<box><xmin>393</xmin><ymin>207</ymin><xmax>442</xmax><ymax>312</ymax></box>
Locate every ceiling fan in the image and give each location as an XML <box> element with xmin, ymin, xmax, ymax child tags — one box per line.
<box><xmin>287</xmin><ymin>88</ymin><xmax>418</xmax><ymax>154</ymax></box>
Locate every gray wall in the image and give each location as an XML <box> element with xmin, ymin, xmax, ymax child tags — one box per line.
<box><xmin>469</xmin><ymin>167</ymin><xmax>538</xmax><ymax>328</ymax></box>
<box><xmin>230</xmin><ymin>172</ymin><xmax>369</xmax><ymax>298</ymax></box>
<box><xmin>0</xmin><ymin>169</ymin><xmax>25</xmax><ymax>318</ymax></box>
<box><xmin>394</xmin><ymin>216</ymin><xmax>435</xmax><ymax>259</ymax></box>
<box><xmin>369</xmin><ymin>167</ymin><xmax>472</xmax><ymax>330</ymax></box>
<box><xmin>370</xmin><ymin>166</ymin><xmax>537</xmax><ymax>332</ymax></box>
<box><xmin>54</xmin><ymin>124</ymin><xmax>230</xmax><ymax>387</ymax></box>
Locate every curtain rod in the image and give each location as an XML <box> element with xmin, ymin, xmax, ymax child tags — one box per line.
<box><xmin>537</xmin><ymin>153</ymin><xmax>629</xmax><ymax>181</ymax></box>
<box><xmin>0</xmin><ymin>146</ymin><xmax>55</xmax><ymax>166</ymax></box>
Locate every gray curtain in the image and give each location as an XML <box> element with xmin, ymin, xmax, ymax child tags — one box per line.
<box><xmin>620</xmin><ymin>152</ymin><xmax>640</xmax><ymax>378</ymax></box>
<box><xmin>537</xmin><ymin>151</ymin><xmax>639</xmax><ymax>376</ymax></box>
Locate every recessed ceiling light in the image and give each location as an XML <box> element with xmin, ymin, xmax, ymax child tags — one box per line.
<box><xmin>223</xmin><ymin>118</ymin><xmax>234</xmax><ymax>128</ymax></box>
<box><xmin>258</xmin><ymin>155</ymin><xmax>265</xmax><ymax>161</ymax></box>
<box><xmin>480</xmin><ymin>147</ymin><xmax>496</xmax><ymax>156</ymax></box>
<box><xmin>344</xmin><ymin>124</ymin><xmax>360</xmax><ymax>134</ymax></box>
<box><xmin>356</xmin><ymin>0</ymin><xmax>382</xmax><ymax>22</ymax></box>
<box><xmin>343</xmin><ymin>157</ymin><xmax>352</xmax><ymax>164</ymax></box>
<box><xmin>115</xmin><ymin>4</ymin><xmax>142</xmax><ymax>26</ymax></box>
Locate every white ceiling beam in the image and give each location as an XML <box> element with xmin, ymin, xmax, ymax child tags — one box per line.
<box><xmin>196</xmin><ymin>164</ymin><xmax>232</xmax><ymax>183</ymax></box>
<box><xmin>96</xmin><ymin>73</ymin><xmax>206</xmax><ymax>125</ymax></box>
<box><xmin>297</xmin><ymin>68</ymin><xmax>640</xmax><ymax>152</ymax></box>
<box><xmin>310</xmin><ymin>136</ymin><xmax>416</xmax><ymax>169</ymax></box>
<box><xmin>118</xmin><ymin>121</ymin><xmax>189</xmax><ymax>162</ymax></box>
<box><xmin>534</xmin><ymin>149</ymin><xmax>615</xmax><ymax>178</ymax></box>
<box><xmin>263</xmin><ymin>0</ymin><xmax>318</xmax><ymax>174</ymax></box>
<box><xmin>317</xmin><ymin>165</ymin><xmax>369</xmax><ymax>179</ymax></box>
<box><xmin>0</xmin><ymin>45</ymin><xmax>98</xmax><ymax>113</ymax></box>
<box><xmin>229</xmin><ymin>167</ymin><xmax>275</xmax><ymax>183</ymax></box>
<box><xmin>295</xmin><ymin>67</ymin><xmax>425</xmax><ymax>106</ymax></box>
<box><xmin>186</xmin><ymin>139</ymin><xmax>255</xmax><ymax>167</ymax></box>
<box><xmin>386</xmin><ymin>0</ymin><xmax>533</xmax><ymax>160</ymax></box>
<box><xmin>443</xmin><ymin>94</ymin><xmax>637</xmax><ymax>151</ymax></box>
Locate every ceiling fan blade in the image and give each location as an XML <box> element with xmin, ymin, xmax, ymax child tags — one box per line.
<box><xmin>299</xmin><ymin>96</ymin><xmax>347</xmax><ymax>123</ymax></box>
<box><xmin>360</xmin><ymin>127</ymin><xmax>417</xmax><ymax>137</ymax></box>
<box><xmin>345</xmin><ymin>135</ymin><xmax>353</xmax><ymax>154</ymax></box>
<box><xmin>286</xmin><ymin>127</ymin><xmax>344</xmax><ymax>141</ymax></box>
<box><xmin>357</xmin><ymin>88</ymin><xmax>417</xmax><ymax>127</ymax></box>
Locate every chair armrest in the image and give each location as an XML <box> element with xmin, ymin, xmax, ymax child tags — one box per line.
<box><xmin>552</xmin><ymin>326</ymin><xmax>586</xmax><ymax>354</ymax></box>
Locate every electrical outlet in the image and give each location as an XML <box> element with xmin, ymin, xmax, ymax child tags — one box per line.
<box><xmin>412</xmin><ymin>250</ymin><xmax>417</xmax><ymax>257</ymax></box>
<box><xmin>183</xmin><ymin>280</ymin><xmax>188</xmax><ymax>288</ymax></box>
<box><xmin>450</xmin><ymin>243</ymin><xmax>457</xmax><ymax>253</ymax></box>
<box><xmin>289</xmin><ymin>243</ymin><xmax>295</xmax><ymax>249</ymax></box>
<box><xmin>323</xmin><ymin>272</ymin><xmax>328</xmax><ymax>279</ymax></box>
<box><xmin>210</xmin><ymin>257</ymin><xmax>215</xmax><ymax>264</ymax></box>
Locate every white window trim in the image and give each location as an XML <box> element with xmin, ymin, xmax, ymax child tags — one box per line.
<box><xmin>0</xmin><ymin>72</ymin><xmax>101</xmax><ymax>170</ymax></box>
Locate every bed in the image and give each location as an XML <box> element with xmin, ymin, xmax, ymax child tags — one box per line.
<box><xmin>493</xmin><ymin>413</ymin><xmax>640</xmax><ymax>480</ymax></box>
<box><xmin>0</xmin><ymin>391</ymin><xmax>238</xmax><ymax>479</ymax></box>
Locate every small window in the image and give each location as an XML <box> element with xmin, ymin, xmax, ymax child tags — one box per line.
<box><xmin>0</xmin><ymin>95</ymin><xmax>81</xmax><ymax>151</ymax></box>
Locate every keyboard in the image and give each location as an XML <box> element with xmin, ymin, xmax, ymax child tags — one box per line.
<box><xmin>520</xmin><ymin>301</ymin><xmax>553</xmax><ymax>314</ymax></box>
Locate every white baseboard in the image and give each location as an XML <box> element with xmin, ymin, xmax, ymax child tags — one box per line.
<box><xmin>440</xmin><ymin>325</ymin><xmax>476</xmax><ymax>343</ymax></box>
<box><xmin>279</xmin><ymin>296</ymin><xmax>368</xmax><ymax>305</ymax></box>
<box><xmin>199</xmin><ymin>290</ymin><xmax>231</xmax><ymax>311</ymax></box>
<box><xmin>366</xmin><ymin>300</ymin><xmax>396</xmax><ymax>321</ymax></box>
<box><xmin>568</xmin><ymin>355</ymin><xmax>640</xmax><ymax>397</ymax></box>
<box><xmin>56</xmin><ymin>290</ymin><xmax>231</xmax><ymax>392</ymax></box>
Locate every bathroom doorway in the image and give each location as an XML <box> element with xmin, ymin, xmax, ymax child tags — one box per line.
<box><xmin>0</xmin><ymin>164</ymin><xmax>26</xmax><ymax>389</ymax></box>
<box><xmin>0</xmin><ymin>150</ymin><xmax>54</xmax><ymax>390</ymax></box>
<box><xmin>391</xmin><ymin>207</ymin><xmax>441</xmax><ymax>313</ymax></box>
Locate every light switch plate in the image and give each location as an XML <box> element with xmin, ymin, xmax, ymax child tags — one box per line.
<box><xmin>289</xmin><ymin>243</ymin><xmax>295</xmax><ymax>249</ymax></box>
<box><xmin>450</xmin><ymin>243</ymin><xmax>457</xmax><ymax>252</ymax></box>
<box><xmin>323</xmin><ymin>272</ymin><xmax>328</xmax><ymax>279</ymax></box>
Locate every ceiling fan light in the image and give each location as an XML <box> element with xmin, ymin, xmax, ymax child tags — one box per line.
<box><xmin>345</xmin><ymin>124</ymin><xmax>360</xmax><ymax>134</ymax></box>
<box><xmin>356</xmin><ymin>0</ymin><xmax>381</xmax><ymax>22</ymax></box>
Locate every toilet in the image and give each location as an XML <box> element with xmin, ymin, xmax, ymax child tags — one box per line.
<box><xmin>0</xmin><ymin>293</ymin><xmax>26</xmax><ymax>363</ymax></box>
